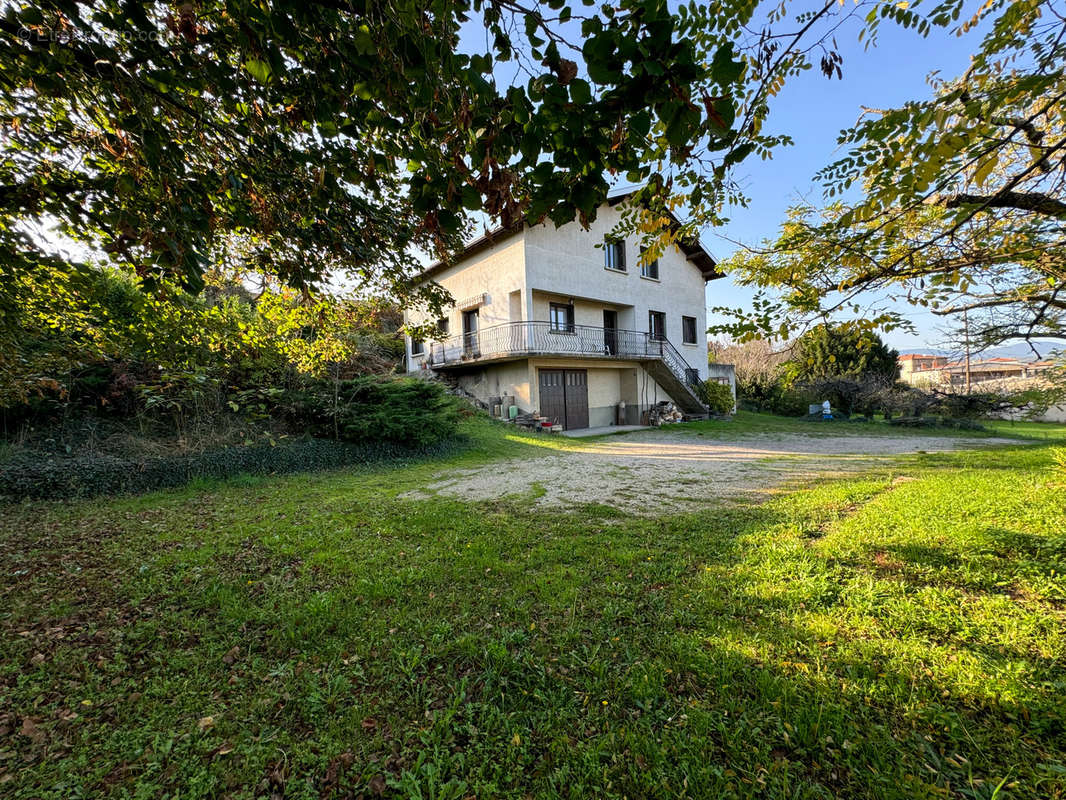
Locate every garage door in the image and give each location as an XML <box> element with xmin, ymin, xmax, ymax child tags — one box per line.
<box><xmin>539</xmin><ymin>369</ymin><xmax>589</xmax><ymax>430</ymax></box>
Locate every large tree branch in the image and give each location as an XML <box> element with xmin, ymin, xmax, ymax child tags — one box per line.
<box><xmin>933</xmin><ymin>190</ymin><xmax>1066</xmax><ymax>219</ymax></box>
<box><xmin>931</xmin><ymin>290</ymin><xmax>1066</xmax><ymax>316</ymax></box>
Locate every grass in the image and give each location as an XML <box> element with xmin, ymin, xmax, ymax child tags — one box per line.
<box><xmin>1</xmin><ymin>414</ymin><xmax>1064</xmax><ymax>799</ymax></box>
<box><xmin>672</xmin><ymin>410</ymin><xmax>1066</xmax><ymax>441</ymax></box>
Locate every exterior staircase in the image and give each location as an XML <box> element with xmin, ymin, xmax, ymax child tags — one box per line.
<box><xmin>641</xmin><ymin>356</ymin><xmax>707</xmax><ymax>415</ymax></box>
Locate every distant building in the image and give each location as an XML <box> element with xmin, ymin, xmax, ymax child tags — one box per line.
<box><xmin>898</xmin><ymin>353</ymin><xmax>948</xmax><ymax>386</ymax></box>
<box><xmin>900</xmin><ymin>355</ymin><xmax>1053</xmax><ymax>388</ymax></box>
<box><xmin>897</xmin><ymin>353</ymin><xmax>1063</xmax><ymax>421</ymax></box>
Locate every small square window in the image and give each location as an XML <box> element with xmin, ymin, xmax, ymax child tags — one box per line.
<box><xmin>550</xmin><ymin>302</ymin><xmax>575</xmax><ymax>333</ymax></box>
<box><xmin>604</xmin><ymin>237</ymin><xmax>626</xmax><ymax>271</ymax></box>
<box><xmin>411</xmin><ymin>338</ymin><xmax>424</xmax><ymax>356</ymax></box>
<box><xmin>640</xmin><ymin>248</ymin><xmax>659</xmax><ymax>280</ymax></box>
<box><xmin>682</xmin><ymin>316</ymin><xmax>698</xmax><ymax>345</ymax></box>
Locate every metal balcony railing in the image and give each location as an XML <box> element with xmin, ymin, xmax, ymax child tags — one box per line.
<box><xmin>425</xmin><ymin>321</ymin><xmax>703</xmax><ymax>394</ymax></box>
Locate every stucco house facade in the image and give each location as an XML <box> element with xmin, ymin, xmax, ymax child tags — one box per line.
<box><xmin>403</xmin><ymin>197</ymin><xmax>725</xmax><ymax>430</ymax></box>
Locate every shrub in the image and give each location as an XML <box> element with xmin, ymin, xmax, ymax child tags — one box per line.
<box><xmin>695</xmin><ymin>379</ymin><xmax>734</xmax><ymax>415</ymax></box>
<box><xmin>928</xmin><ymin>390</ymin><xmax>1019</xmax><ymax>420</ymax></box>
<box><xmin>284</xmin><ymin>376</ymin><xmax>461</xmax><ymax>448</ymax></box>
<box><xmin>799</xmin><ymin>375</ymin><xmax>898</xmax><ymax>419</ymax></box>
<box><xmin>737</xmin><ymin>382</ymin><xmax>813</xmax><ymax>417</ymax></box>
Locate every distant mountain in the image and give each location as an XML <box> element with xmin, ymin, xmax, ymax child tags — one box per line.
<box><xmin>977</xmin><ymin>341</ymin><xmax>1062</xmax><ymax>360</ymax></box>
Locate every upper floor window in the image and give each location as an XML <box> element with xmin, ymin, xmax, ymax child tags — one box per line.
<box><xmin>411</xmin><ymin>338</ymin><xmax>424</xmax><ymax>356</ymax></box>
<box><xmin>437</xmin><ymin>317</ymin><xmax>449</xmax><ymax>336</ymax></box>
<box><xmin>649</xmin><ymin>310</ymin><xmax>666</xmax><ymax>341</ymax></box>
<box><xmin>604</xmin><ymin>237</ymin><xmax>626</xmax><ymax>271</ymax></box>
<box><xmin>682</xmin><ymin>316</ymin><xmax>698</xmax><ymax>345</ymax></box>
<box><xmin>640</xmin><ymin>248</ymin><xmax>659</xmax><ymax>280</ymax></box>
<box><xmin>550</xmin><ymin>302</ymin><xmax>575</xmax><ymax>333</ymax></box>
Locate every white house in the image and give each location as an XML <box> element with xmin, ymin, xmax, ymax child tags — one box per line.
<box><xmin>404</xmin><ymin>195</ymin><xmax>726</xmax><ymax>430</ymax></box>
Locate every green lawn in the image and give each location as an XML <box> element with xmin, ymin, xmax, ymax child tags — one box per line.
<box><xmin>672</xmin><ymin>410</ymin><xmax>1066</xmax><ymax>441</ymax></box>
<box><xmin>2</xmin><ymin>416</ymin><xmax>1064</xmax><ymax>799</ymax></box>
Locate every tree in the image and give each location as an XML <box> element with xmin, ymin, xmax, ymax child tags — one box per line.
<box><xmin>0</xmin><ymin>0</ymin><xmax>818</xmax><ymax>312</ymax></box>
<box><xmin>709</xmin><ymin>337</ymin><xmax>786</xmax><ymax>396</ymax></box>
<box><xmin>713</xmin><ymin>0</ymin><xmax>1066</xmax><ymax>352</ymax></box>
<box><xmin>782</xmin><ymin>323</ymin><xmax>898</xmax><ymax>385</ymax></box>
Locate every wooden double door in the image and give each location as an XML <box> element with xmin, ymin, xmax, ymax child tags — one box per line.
<box><xmin>538</xmin><ymin>369</ymin><xmax>589</xmax><ymax>430</ymax></box>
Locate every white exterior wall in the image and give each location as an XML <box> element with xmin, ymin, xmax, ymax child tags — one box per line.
<box><xmin>523</xmin><ymin>202</ymin><xmax>709</xmax><ymax>379</ymax></box>
<box><xmin>404</xmin><ymin>233</ymin><xmax>527</xmax><ymax>370</ymax></box>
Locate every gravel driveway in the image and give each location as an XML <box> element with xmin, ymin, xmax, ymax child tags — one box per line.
<box><xmin>403</xmin><ymin>428</ymin><xmax>1018</xmax><ymax>514</ymax></box>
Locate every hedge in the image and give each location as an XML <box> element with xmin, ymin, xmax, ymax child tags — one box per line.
<box><xmin>0</xmin><ymin>436</ymin><xmax>463</xmax><ymax>502</ymax></box>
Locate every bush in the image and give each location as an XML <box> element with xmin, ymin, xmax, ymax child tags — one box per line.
<box><xmin>0</xmin><ymin>435</ymin><xmax>462</xmax><ymax>502</ymax></box>
<box><xmin>695</xmin><ymin>379</ymin><xmax>734</xmax><ymax>415</ymax></box>
<box><xmin>284</xmin><ymin>376</ymin><xmax>462</xmax><ymax>448</ymax></box>
<box><xmin>738</xmin><ymin>381</ymin><xmax>814</xmax><ymax>417</ymax></box>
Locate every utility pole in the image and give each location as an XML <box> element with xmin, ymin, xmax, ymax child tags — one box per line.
<box><xmin>963</xmin><ymin>308</ymin><xmax>972</xmax><ymax>394</ymax></box>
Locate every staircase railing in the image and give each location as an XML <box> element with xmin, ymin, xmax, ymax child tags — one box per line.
<box><xmin>425</xmin><ymin>321</ymin><xmax>704</xmax><ymax>400</ymax></box>
<box><xmin>645</xmin><ymin>334</ymin><xmax>703</xmax><ymax>393</ymax></box>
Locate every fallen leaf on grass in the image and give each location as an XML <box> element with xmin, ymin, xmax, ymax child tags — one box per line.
<box><xmin>321</xmin><ymin>751</ymin><xmax>355</xmax><ymax>796</ymax></box>
<box><xmin>198</xmin><ymin>716</ymin><xmax>215</xmax><ymax>731</ymax></box>
<box><xmin>20</xmin><ymin>717</ymin><xmax>45</xmax><ymax>745</ymax></box>
<box><xmin>368</xmin><ymin>774</ymin><xmax>387</xmax><ymax>796</ymax></box>
<box><xmin>222</xmin><ymin>646</ymin><xmax>240</xmax><ymax>665</ymax></box>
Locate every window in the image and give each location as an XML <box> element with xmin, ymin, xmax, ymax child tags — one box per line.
<box><xmin>649</xmin><ymin>310</ymin><xmax>666</xmax><ymax>341</ymax></box>
<box><xmin>682</xmin><ymin>316</ymin><xmax>698</xmax><ymax>345</ymax></box>
<box><xmin>550</xmin><ymin>302</ymin><xmax>575</xmax><ymax>333</ymax></box>
<box><xmin>410</xmin><ymin>338</ymin><xmax>424</xmax><ymax>356</ymax></box>
<box><xmin>604</xmin><ymin>237</ymin><xmax>626</xmax><ymax>271</ymax></box>
<box><xmin>640</xmin><ymin>248</ymin><xmax>659</xmax><ymax>280</ymax></box>
<box><xmin>437</xmin><ymin>317</ymin><xmax>449</xmax><ymax>336</ymax></box>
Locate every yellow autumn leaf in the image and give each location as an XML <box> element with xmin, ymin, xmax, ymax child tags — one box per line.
<box><xmin>973</xmin><ymin>156</ymin><xmax>997</xmax><ymax>187</ymax></box>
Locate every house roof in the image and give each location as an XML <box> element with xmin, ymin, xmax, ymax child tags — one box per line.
<box><xmin>417</xmin><ymin>191</ymin><xmax>722</xmax><ymax>283</ymax></box>
<box><xmin>898</xmin><ymin>353</ymin><xmax>945</xmax><ymax>360</ymax></box>
<box><xmin>939</xmin><ymin>358</ymin><xmax>1034</xmax><ymax>372</ymax></box>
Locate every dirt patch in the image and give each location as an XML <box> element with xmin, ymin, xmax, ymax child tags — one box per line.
<box><xmin>403</xmin><ymin>430</ymin><xmax>1019</xmax><ymax>514</ymax></box>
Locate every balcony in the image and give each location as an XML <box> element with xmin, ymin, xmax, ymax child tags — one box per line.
<box><xmin>424</xmin><ymin>321</ymin><xmax>707</xmax><ymax>413</ymax></box>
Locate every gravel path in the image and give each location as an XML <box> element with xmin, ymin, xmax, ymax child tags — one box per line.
<box><xmin>403</xmin><ymin>429</ymin><xmax>1019</xmax><ymax>514</ymax></box>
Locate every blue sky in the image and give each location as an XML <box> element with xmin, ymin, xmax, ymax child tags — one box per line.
<box><xmin>705</xmin><ymin>11</ymin><xmax>985</xmax><ymax>353</ymax></box>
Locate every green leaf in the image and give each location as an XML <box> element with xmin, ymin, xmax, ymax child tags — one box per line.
<box><xmin>629</xmin><ymin>110</ymin><xmax>651</xmax><ymax>139</ymax></box>
<box><xmin>569</xmin><ymin>79</ymin><xmax>592</xmax><ymax>105</ymax></box>
<box><xmin>711</xmin><ymin>45</ymin><xmax>744</xmax><ymax>86</ymax></box>
<box><xmin>243</xmin><ymin>59</ymin><xmax>273</xmax><ymax>84</ymax></box>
